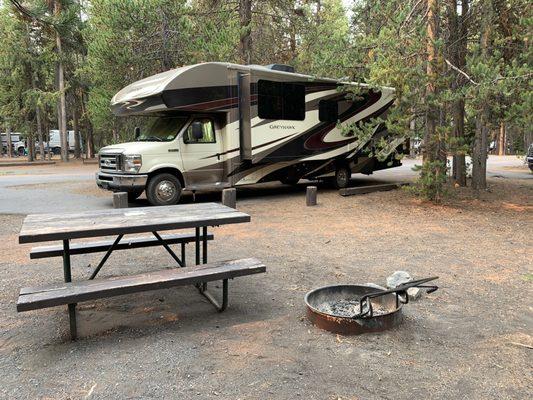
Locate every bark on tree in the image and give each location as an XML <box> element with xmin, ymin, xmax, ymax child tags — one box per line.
<box><xmin>6</xmin><ymin>124</ymin><xmax>12</xmax><ymax>158</ymax></box>
<box><xmin>36</xmin><ymin>105</ymin><xmax>44</xmax><ymax>160</ymax></box>
<box><xmin>497</xmin><ymin>121</ymin><xmax>506</xmax><ymax>155</ymax></box>
<box><xmin>73</xmin><ymin>101</ymin><xmax>81</xmax><ymax>159</ymax></box>
<box><xmin>80</xmin><ymin>90</ymin><xmax>95</xmax><ymax>158</ymax></box>
<box><xmin>472</xmin><ymin>0</ymin><xmax>492</xmax><ymax>192</ymax></box>
<box><xmin>32</xmin><ymin>70</ymin><xmax>45</xmax><ymax>160</ymax></box>
<box><xmin>448</xmin><ymin>0</ymin><xmax>468</xmax><ymax>186</ymax></box>
<box><xmin>239</xmin><ymin>0</ymin><xmax>252</xmax><ymax>64</ymax></box>
<box><xmin>55</xmin><ymin>0</ymin><xmax>68</xmax><ymax>162</ymax></box>
<box><xmin>409</xmin><ymin>116</ymin><xmax>416</xmax><ymax>158</ymax></box>
<box><xmin>424</xmin><ymin>0</ymin><xmax>438</xmax><ymax>163</ymax></box>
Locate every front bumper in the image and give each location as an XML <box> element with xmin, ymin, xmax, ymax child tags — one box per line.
<box><xmin>95</xmin><ymin>171</ymin><xmax>148</xmax><ymax>192</ymax></box>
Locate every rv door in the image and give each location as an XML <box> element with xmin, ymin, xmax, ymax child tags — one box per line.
<box><xmin>179</xmin><ymin>117</ymin><xmax>225</xmax><ymax>187</ymax></box>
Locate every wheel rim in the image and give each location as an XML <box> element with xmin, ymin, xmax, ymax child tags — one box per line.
<box><xmin>337</xmin><ymin>169</ymin><xmax>349</xmax><ymax>186</ymax></box>
<box><xmin>155</xmin><ymin>180</ymin><xmax>177</xmax><ymax>202</ymax></box>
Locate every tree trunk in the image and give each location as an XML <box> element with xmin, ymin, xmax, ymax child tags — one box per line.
<box><xmin>497</xmin><ymin>121</ymin><xmax>506</xmax><ymax>155</ymax></box>
<box><xmin>73</xmin><ymin>103</ymin><xmax>81</xmax><ymax>159</ymax></box>
<box><xmin>448</xmin><ymin>0</ymin><xmax>467</xmax><ymax>186</ymax></box>
<box><xmin>471</xmin><ymin>0</ymin><xmax>492</xmax><ymax>192</ymax></box>
<box><xmin>87</xmin><ymin>121</ymin><xmax>95</xmax><ymax>158</ymax></box>
<box><xmin>424</xmin><ymin>0</ymin><xmax>439</xmax><ymax>163</ymax></box>
<box><xmin>80</xmin><ymin>90</ymin><xmax>95</xmax><ymax>158</ymax></box>
<box><xmin>55</xmin><ymin>1</ymin><xmax>68</xmax><ymax>162</ymax></box>
<box><xmin>45</xmin><ymin>117</ymin><xmax>52</xmax><ymax>161</ymax></box>
<box><xmin>239</xmin><ymin>0</ymin><xmax>252</xmax><ymax>64</ymax></box>
<box><xmin>409</xmin><ymin>116</ymin><xmax>416</xmax><ymax>158</ymax></box>
<box><xmin>472</xmin><ymin>109</ymin><xmax>489</xmax><ymax>190</ymax></box>
<box><xmin>32</xmin><ymin>70</ymin><xmax>45</xmax><ymax>160</ymax></box>
<box><xmin>6</xmin><ymin>124</ymin><xmax>12</xmax><ymax>158</ymax></box>
<box><xmin>36</xmin><ymin>105</ymin><xmax>44</xmax><ymax>160</ymax></box>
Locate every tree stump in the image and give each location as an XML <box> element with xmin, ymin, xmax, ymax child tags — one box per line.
<box><xmin>113</xmin><ymin>192</ymin><xmax>128</xmax><ymax>209</ymax></box>
<box><xmin>222</xmin><ymin>188</ymin><xmax>237</xmax><ymax>209</ymax></box>
<box><xmin>306</xmin><ymin>186</ymin><xmax>317</xmax><ymax>206</ymax></box>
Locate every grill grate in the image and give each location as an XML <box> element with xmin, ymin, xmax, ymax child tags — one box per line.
<box><xmin>99</xmin><ymin>154</ymin><xmax>120</xmax><ymax>172</ymax></box>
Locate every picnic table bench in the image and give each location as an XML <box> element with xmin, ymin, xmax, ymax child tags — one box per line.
<box><xmin>17</xmin><ymin>203</ymin><xmax>266</xmax><ymax>340</ymax></box>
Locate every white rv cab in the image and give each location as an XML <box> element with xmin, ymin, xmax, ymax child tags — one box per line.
<box><xmin>96</xmin><ymin>62</ymin><xmax>404</xmax><ymax>205</ymax></box>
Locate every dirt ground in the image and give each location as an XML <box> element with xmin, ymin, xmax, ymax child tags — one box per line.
<box><xmin>0</xmin><ymin>166</ymin><xmax>531</xmax><ymax>399</ymax></box>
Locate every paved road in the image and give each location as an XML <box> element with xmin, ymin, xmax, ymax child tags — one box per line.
<box><xmin>0</xmin><ymin>163</ymin><xmax>111</xmax><ymax>214</ymax></box>
<box><xmin>0</xmin><ymin>156</ymin><xmax>530</xmax><ymax>214</ymax></box>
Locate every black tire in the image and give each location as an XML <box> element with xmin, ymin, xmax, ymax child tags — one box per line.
<box><xmin>52</xmin><ymin>147</ymin><xmax>61</xmax><ymax>155</ymax></box>
<box><xmin>334</xmin><ymin>166</ymin><xmax>351</xmax><ymax>189</ymax></box>
<box><xmin>127</xmin><ymin>190</ymin><xmax>144</xmax><ymax>202</ymax></box>
<box><xmin>146</xmin><ymin>173</ymin><xmax>182</xmax><ymax>206</ymax></box>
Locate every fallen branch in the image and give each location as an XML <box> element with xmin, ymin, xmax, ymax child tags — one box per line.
<box><xmin>509</xmin><ymin>341</ymin><xmax>533</xmax><ymax>350</ymax></box>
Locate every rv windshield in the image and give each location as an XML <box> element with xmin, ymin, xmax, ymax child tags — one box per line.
<box><xmin>136</xmin><ymin>116</ymin><xmax>188</xmax><ymax>142</ymax></box>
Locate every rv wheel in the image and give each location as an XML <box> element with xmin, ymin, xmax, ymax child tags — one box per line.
<box><xmin>146</xmin><ymin>173</ymin><xmax>182</xmax><ymax>206</ymax></box>
<box><xmin>334</xmin><ymin>166</ymin><xmax>351</xmax><ymax>189</ymax></box>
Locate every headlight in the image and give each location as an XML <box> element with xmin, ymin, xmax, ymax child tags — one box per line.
<box><xmin>121</xmin><ymin>154</ymin><xmax>142</xmax><ymax>173</ymax></box>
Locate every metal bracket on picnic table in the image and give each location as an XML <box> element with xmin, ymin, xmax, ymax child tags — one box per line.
<box><xmin>193</xmin><ymin>225</ymin><xmax>228</xmax><ymax>312</ymax></box>
<box><xmin>198</xmin><ymin>279</ymin><xmax>229</xmax><ymax>312</ymax></box>
<box><xmin>89</xmin><ymin>234</ymin><xmax>124</xmax><ymax>280</ymax></box>
<box><xmin>88</xmin><ymin>232</ymin><xmax>187</xmax><ymax>280</ymax></box>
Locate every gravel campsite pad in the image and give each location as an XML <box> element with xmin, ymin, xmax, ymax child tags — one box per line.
<box><xmin>0</xmin><ymin>161</ymin><xmax>531</xmax><ymax>399</ymax></box>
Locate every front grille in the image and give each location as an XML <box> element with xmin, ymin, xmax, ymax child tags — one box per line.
<box><xmin>99</xmin><ymin>153</ymin><xmax>120</xmax><ymax>172</ymax></box>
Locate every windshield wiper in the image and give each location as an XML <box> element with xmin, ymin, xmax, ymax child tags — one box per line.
<box><xmin>139</xmin><ymin>136</ymin><xmax>163</xmax><ymax>142</ymax></box>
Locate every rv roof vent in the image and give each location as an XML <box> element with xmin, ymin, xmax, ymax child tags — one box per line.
<box><xmin>265</xmin><ymin>64</ymin><xmax>295</xmax><ymax>73</ymax></box>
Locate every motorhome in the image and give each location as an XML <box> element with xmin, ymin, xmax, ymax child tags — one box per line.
<box><xmin>96</xmin><ymin>62</ymin><xmax>405</xmax><ymax>205</ymax></box>
<box><xmin>1</xmin><ymin>132</ymin><xmax>24</xmax><ymax>155</ymax></box>
<box><xmin>47</xmin><ymin>130</ymin><xmax>83</xmax><ymax>154</ymax></box>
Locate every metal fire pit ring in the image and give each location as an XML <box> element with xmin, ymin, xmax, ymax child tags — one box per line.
<box><xmin>305</xmin><ymin>284</ymin><xmax>403</xmax><ymax>335</ymax></box>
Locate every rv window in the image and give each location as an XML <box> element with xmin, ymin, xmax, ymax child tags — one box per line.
<box><xmin>184</xmin><ymin>118</ymin><xmax>216</xmax><ymax>144</ymax></box>
<box><xmin>137</xmin><ymin>116</ymin><xmax>188</xmax><ymax>142</ymax></box>
<box><xmin>319</xmin><ymin>100</ymin><xmax>338</xmax><ymax>122</ymax></box>
<box><xmin>258</xmin><ymin>80</ymin><xmax>305</xmax><ymax>121</ymax></box>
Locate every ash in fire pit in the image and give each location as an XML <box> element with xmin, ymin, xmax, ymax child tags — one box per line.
<box><xmin>318</xmin><ymin>299</ymin><xmax>388</xmax><ymax>318</ymax></box>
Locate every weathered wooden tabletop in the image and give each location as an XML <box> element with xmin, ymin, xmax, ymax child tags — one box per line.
<box><xmin>19</xmin><ymin>203</ymin><xmax>250</xmax><ymax>244</ymax></box>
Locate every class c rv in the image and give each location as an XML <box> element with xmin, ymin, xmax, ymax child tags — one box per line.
<box><xmin>96</xmin><ymin>62</ymin><xmax>405</xmax><ymax>205</ymax></box>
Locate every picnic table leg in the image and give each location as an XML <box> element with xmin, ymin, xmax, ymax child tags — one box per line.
<box><xmin>202</xmin><ymin>226</ymin><xmax>208</xmax><ymax>291</ymax></box>
<box><xmin>62</xmin><ymin>240</ymin><xmax>77</xmax><ymax>340</ymax></box>
<box><xmin>195</xmin><ymin>227</ymin><xmax>200</xmax><ymax>265</ymax></box>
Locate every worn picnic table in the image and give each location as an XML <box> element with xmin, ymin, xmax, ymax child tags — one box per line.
<box><xmin>17</xmin><ymin>203</ymin><xmax>266</xmax><ymax>340</ymax></box>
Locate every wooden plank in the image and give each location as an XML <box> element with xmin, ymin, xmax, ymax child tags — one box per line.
<box><xmin>19</xmin><ymin>203</ymin><xmax>250</xmax><ymax>244</ymax></box>
<box><xmin>339</xmin><ymin>182</ymin><xmax>409</xmax><ymax>197</ymax></box>
<box><xmin>30</xmin><ymin>232</ymin><xmax>214</xmax><ymax>259</ymax></box>
<box><xmin>17</xmin><ymin>258</ymin><xmax>266</xmax><ymax>311</ymax></box>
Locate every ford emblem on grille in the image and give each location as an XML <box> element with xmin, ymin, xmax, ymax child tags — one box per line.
<box><xmin>104</xmin><ymin>159</ymin><xmax>111</xmax><ymax>166</ymax></box>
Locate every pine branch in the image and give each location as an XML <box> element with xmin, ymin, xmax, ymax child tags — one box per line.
<box><xmin>445</xmin><ymin>58</ymin><xmax>478</xmax><ymax>85</ymax></box>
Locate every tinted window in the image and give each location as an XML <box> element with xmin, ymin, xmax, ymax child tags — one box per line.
<box><xmin>136</xmin><ymin>116</ymin><xmax>188</xmax><ymax>142</ymax></box>
<box><xmin>258</xmin><ymin>80</ymin><xmax>305</xmax><ymax>120</ymax></box>
<box><xmin>319</xmin><ymin>100</ymin><xmax>338</xmax><ymax>122</ymax></box>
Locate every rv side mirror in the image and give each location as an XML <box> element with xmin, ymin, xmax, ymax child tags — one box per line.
<box><xmin>191</xmin><ymin>122</ymin><xmax>204</xmax><ymax>140</ymax></box>
<box><xmin>134</xmin><ymin>126</ymin><xmax>140</xmax><ymax>140</ymax></box>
